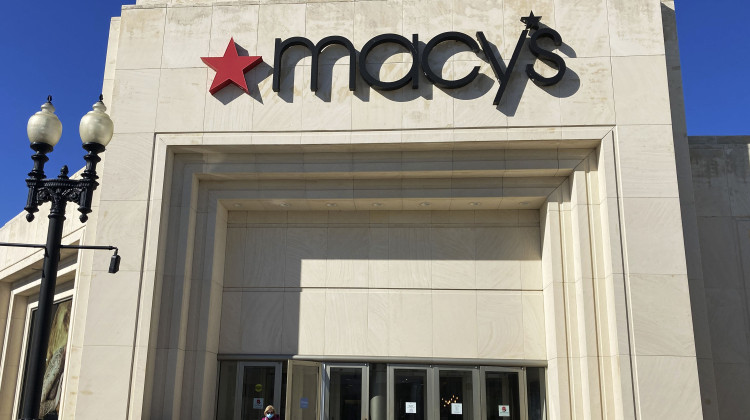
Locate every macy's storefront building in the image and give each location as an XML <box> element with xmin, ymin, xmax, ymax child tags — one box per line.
<box><xmin>1</xmin><ymin>1</ymin><xmax>748</xmax><ymax>419</ymax></box>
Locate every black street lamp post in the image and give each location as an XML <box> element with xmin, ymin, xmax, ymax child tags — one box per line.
<box><xmin>18</xmin><ymin>95</ymin><xmax>114</xmax><ymax>420</ymax></box>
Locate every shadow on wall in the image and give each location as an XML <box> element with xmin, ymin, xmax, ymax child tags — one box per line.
<box><xmin>223</xmin><ymin>36</ymin><xmax>578</xmax><ymax>115</ymax></box>
<box><xmin>223</xmin><ymin>213</ymin><xmax>543</xmax><ymax>352</ymax></box>
<box><xmin>688</xmin><ymin>135</ymin><xmax>750</xmax><ymax>420</ymax></box>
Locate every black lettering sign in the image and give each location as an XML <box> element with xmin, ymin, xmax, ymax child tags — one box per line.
<box><xmin>273</xmin><ymin>36</ymin><xmax>358</xmax><ymax>92</ymax></box>
<box><xmin>269</xmin><ymin>12</ymin><xmax>566</xmax><ymax>107</ymax></box>
<box><xmin>525</xmin><ymin>28</ymin><xmax>566</xmax><ymax>86</ymax></box>
<box><xmin>476</xmin><ymin>31</ymin><xmax>529</xmax><ymax>106</ymax></box>
<box><xmin>421</xmin><ymin>32</ymin><xmax>481</xmax><ymax>89</ymax></box>
<box><xmin>358</xmin><ymin>34</ymin><xmax>420</xmax><ymax>91</ymax></box>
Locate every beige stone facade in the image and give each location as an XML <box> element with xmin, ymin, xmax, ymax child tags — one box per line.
<box><xmin>0</xmin><ymin>0</ymin><xmax>743</xmax><ymax>419</ymax></box>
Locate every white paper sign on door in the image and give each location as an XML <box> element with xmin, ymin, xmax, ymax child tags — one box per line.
<box><xmin>253</xmin><ymin>398</ymin><xmax>264</xmax><ymax>409</ymax></box>
<box><xmin>499</xmin><ymin>405</ymin><xmax>510</xmax><ymax>417</ymax></box>
<box><xmin>405</xmin><ymin>402</ymin><xmax>417</xmax><ymax>414</ymax></box>
<box><xmin>451</xmin><ymin>403</ymin><xmax>463</xmax><ymax>415</ymax></box>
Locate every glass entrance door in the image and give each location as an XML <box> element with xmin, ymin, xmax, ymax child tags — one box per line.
<box><xmin>324</xmin><ymin>364</ymin><xmax>368</xmax><ymax>420</ymax></box>
<box><xmin>480</xmin><ymin>368</ymin><xmax>526</xmax><ymax>420</ymax></box>
<box><xmin>234</xmin><ymin>362</ymin><xmax>282</xmax><ymax>420</ymax></box>
<box><xmin>389</xmin><ymin>367</ymin><xmax>432</xmax><ymax>420</ymax></box>
<box><xmin>435</xmin><ymin>368</ymin><xmax>480</xmax><ymax>420</ymax></box>
<box><xmin>286</xmin><ymin>360</ymin><xmax>322</xmax><ymax>420</ymax></box>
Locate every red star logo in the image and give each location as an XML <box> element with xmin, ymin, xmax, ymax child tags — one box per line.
<box><xmin>202</xmin><ymin>38</ymin><xmax>263</xmax><ymax>95</ymax></box>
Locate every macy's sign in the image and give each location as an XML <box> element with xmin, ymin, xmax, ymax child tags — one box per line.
<box><xmin>202</xmin><ymin>11</ymin><xmax>566</xmax><ymax>107</ymax></box>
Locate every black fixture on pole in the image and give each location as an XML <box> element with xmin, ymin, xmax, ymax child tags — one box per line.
<box><xmin>0</xmin><ymin>243</ymin><xmax>121</xmax><ymax>274</ymax></box>
<box><xmin>18</xmin><ymin>95</ymin><xmax>114</xmax><ymax>420</ymax></box>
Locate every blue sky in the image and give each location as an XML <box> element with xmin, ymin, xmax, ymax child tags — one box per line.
<box><xmin>0</xmin><ymin>1</ymin><xmax>747</xmax><ymax>225</ymax></box>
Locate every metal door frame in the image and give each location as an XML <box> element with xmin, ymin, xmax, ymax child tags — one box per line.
<box><xmin>286</xmin><ymin>360</ymin><xmax>323</xmax><ymax>420</ymax></box>
<box><xmin>387</xmin><ymin>365</ymin><xmax>435</xmax><ymax>420</ymax></box>
<box><xmin>225</xmin><ymin>361</ymin><xmax>536</xmax><ymax>420</ymax></box>
<box><xmin>323</xmin><ymin>363</ymin><xmax>369</xmax><ymax>420</ymax></box>
<box><xmin>479</xmin><ymin>366</ymin><xmax>527</xmax><ymax>420</ymax></box>
<box><xmin>433</xmin><ymin>366</ymin><xmax>481</xmax><ymax>420</ymax></box>
<box><xmin>234</xmin><ymin>361</ymin><xmax>283</xmax><ymax>420</ymax></box>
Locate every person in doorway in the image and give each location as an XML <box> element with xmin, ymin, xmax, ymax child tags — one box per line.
<box><xmin>263</xmin><ymin>405</ymin><xmax>280</xmax><ymax>420</ymax></box>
